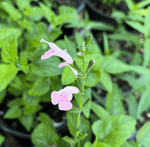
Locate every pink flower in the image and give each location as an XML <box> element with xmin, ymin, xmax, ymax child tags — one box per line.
<box><xmin>40</xmin><ymin>39</ymin><xmax>78</xmax><ymax>75</ymax></box>
<box><xmin>51</xmin><ymin>86</ymin><xmax>79</xmax><ymax>111</ymax></box>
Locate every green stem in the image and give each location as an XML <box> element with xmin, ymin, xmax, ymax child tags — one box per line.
<box><xmin>74</xmin><ymin>49</ymin><xmax>86</xmax><ymax>147</ymax></box>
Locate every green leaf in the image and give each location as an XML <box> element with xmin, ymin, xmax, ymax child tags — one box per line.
<box><xmin>103</xmin><ymin>32</ymin><xmax>109</xmax><ymax>55</ymax></box>
<box><xmin>0</xmin><ymin>136</ymin><xmax>5</xmax><ymax>146</ymax></box>
<box><xmin>0</xmin><ymin>64</ymin><xmax>18</xmax><ymax>92</ymax></box>
<box><xmin>2</xmin><ymin>37</ymin><xmax>18</xmax><ymax>63</ymax></box>
<box><xmin>0</xmin><ymin>28</ymin><xmax>21</xmax><ymax>48</ymax></box>
<box><xmin>75</xmin><ymin>32</ymin><xmax>85</xmax><ymax>46</ymax></box>
<box><xmin>23</xmin><ymin>91</ymin><xmax>40</xmax><ymax>114</ymax></box>
<box><xmin>16</xmin><ymin>0</ymin><xmax>30</xmax><ymax>11</ymax></box>
<box><xmin>125</xmin><ymin>20</ymin><xmax>146</xmax><ymax>33</ymax></box>
<box><xmin>101</xmin><ymin>56</ymin><xmax>130</xmax><ymax>74</ymax></box>
<box><xmin>4</xmin><ymin>106</ymin><xmax>21</xmax><ymax>119</ymax></box>
<box><xmin>39</xmin><ymin>3</ymin><xmax>55</xmax><ymax>24</ymax></box>
<box><xmin>39</xmin><ymin>113</ymin><xmax>55</xmax><ymax>129</ymax></box>
<box><xmin>99</xmin><ymin>70</ymin><xmax>112</xmax><ymax>93</ymax></box>
<box><xmin>137</xmin><ymin>85</ymin><xmax>150</xmax><ymax>121</ymax></box>
<box><xmin>125</xmin><ymin>94</ymin><xmax>138</xmax><ymax>119</ymax></box>
<box><xmin>120</xmin><ymin>141</ymin><xmax>141</xmax><ymax>147</ymax></box>
<box><xmin>92</xmin><ymin>115</ymin><xmax>136</xmax><ymax>147</ymax></box>
<box><xmin>1</xmin><ymin>1</ymin><xmax>22</xmax><ymax>20</ymax></box>
<box><xmin>84</xmin><ymin>141</ymin><xmax>92</xmax><ymax>147</ymax></box>
<box><xmin>19</xmin><ymin>113</ymin><xmax>34</xmax><ymax>132</ymax></box>
<box><xmin>143</xmin><ymin>38</ymin><xmax>150</xmax><ymax>67</ymax></box>
<box><xmin>28</xmin><ymin>78</ymin><xmax>50</xmax><ymax>96</ymax></box>
<box><xmin>55</xmin><ymin>6</ymin><xmax>78</xmax><ymax>26</ymax></box>
<box><xmin>145</xmin><ymin>6</ymin><xmax>150</xmax><ymax>31</ymax></box>
<box><xmin>105</xmin><ymin>83</ymin><xmax>125</xmax><ymax>115</ymax></box>
<box><xmin>31</xmin><ymin>56</ymin><xmax>63</xmax><ymax>77</ymax></box>
<box><xmin>7</xmin><ymin>98</ymin><xmax>23</xmax><ymax>107</ymax></box>
<box><xmin>61</xmin><ymin>66</ymin><xmax>75</xmax><ymax>85</ymax></box>
<box><xmin>63</xmin><ymin>136</ymin><xmax>74</xmax><ymax>144</ymax></box>
<box><xmin>31</xmin><ymin>123</ymin><xmax>58</xmax><ymax>146</ymax></box>
<box><xmin>93</xmin><ymin>142</ymin><xmax>112</xmax><ymax>147</ymax></box>
<box><xmin>85</xmin><ymin>35</ymin><xmax>92</xmax><ymax>47</ymax></box>
<box><xmin>136</xmin><ymin>121</ymin><xmax>150</xmax><ymax>147</ymax></box>
<box><xmin>91</xmin><ymin>102</ymin><xmax>110</xmax><ymax>119</ymax></box>
<box><xmin>85</xmin><ymin>70</ymin><xmax>101</xmax><ymax>87</ymax></box>
<box><xmin>0</xmin><ymin>89</ymin><xmax>6</xmax><ymax>104</ymax></box>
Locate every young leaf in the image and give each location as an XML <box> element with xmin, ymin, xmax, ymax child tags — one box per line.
<box><xmin>2</xmin><ymin>37</ymin><xmax>18</xmax><ymax>63</ymax></box>
<box><xmin>0</xmin><ymin>136</ymin><xmax>5</xmax><ymax>146</ymax></box>
<box><xmin>28</xmin><ymin>78</ymin><xmax>50</xmax><ymax>96</ymax></box>
<box><xmin>105</xmin><ymin>83</ymin><xmax>125</xmax><ymax>115</ymax></box>
<box><xmin>92</xmin><ymin>115</ymin><xmax>136</xmax><ymax>147</ymax></box>
<box><xmin>136</xmin><ymin>121</ymin><xmax>150</xmax><ymax>147</ymax></box>
<box><xmin>61</xmin><ymin>66</ymin><xmax>76</xmax><ymax>85</ymax></box>
<box><xmin>91</xmin><ymin>102</ymin><xmax>110</xmax><ymax>119</ymax></box>
<box><xmin>85</xmin><ymin>35</ymin><xmax>92</xmax><ymax>47</ymax></box>
<box><xmin>0</xmin><ymin>64</ymin><xmax>18</xmax><ymax>92</ymax></box>
<box><xmin>103</xmin><ymin>32</ymin><xmax>109</xmax><ymax>55</ymax></box>
<box><xmin>4</xmin><ymin>106</ymin><xmax>21</xmax><ymax>119</ymax></box>
<box><xmin>31</xmin><ymin>123</ymin><xmax>58</xmax><ymax>146</ymax></box>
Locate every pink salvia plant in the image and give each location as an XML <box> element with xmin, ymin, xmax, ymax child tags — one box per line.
<box><xmin>51</xmin><ymin>86</ymin><xmax>79</xmax><ymax>111</ymax></box>
<box><xmin>40</xmin><ymin>39</ymin><xmax>78</xmax><ymax>75</ymax></box>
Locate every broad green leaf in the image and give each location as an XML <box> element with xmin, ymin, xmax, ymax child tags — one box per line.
<box><xmin>49</xmin><ymin>27</ymin><xmax>62</xmax><ymax>42</ymax></box>
<box><xmin>0</xmin><ymin>89</ymin><xmax>6</xmax><ymax>104</ymax></box>
<box><xmin>136</xmin><ymin>121</ymin><xmax>150</xmax><ymax>147</ymax></box>
<box><xmin>137</xmin><ymin>85</ymin><xmax>150</xmax><ymax>121</ymax></box>
<box><xmin>61</xmin><ymin>66</ymin><xmax>75</xmax><ymax>85</ymax></box>
<box><xmin>0</xmin><ymin>28</ymin><xmax>21</xmax><ymax>48</ymax></box>
<box><xmin>39</xmin><ymin>3</ymin><xmax>55</xmax><ymax>24</ymax></box>
<box><xmin>93</xmin><ymin>142</ymin><xmax>112</xmax><ymax>147</ymax></box>
<box><xmin>18</xmin><ymin>19</ymin><xmax>33</xmax><ymax>32</ymax></box>
<box><xmin>137</xmin><ymin>1</ymin><xmax>150</xmax><ymax>8</ymax></box>
<box><xmin>19</xmin><ymin>113</ymin><xmax>34</xmax><ymax>132</ymax></box>
<box><xmin>85</xmin><ymin>70</ymin><xmax>101</xmax><ymax>87</ymax></box>
<box><xmin>125</xmin><ymin>0</ymin><xmax>134</xmax><ymax>10</ymax></box>
<box><xmin>125</xmin><ymin>20</ymin><xmax>146</xmax><ymax>33</ymax></box>
<box><xmin>62</xmin><ymin>136</ymin><xmax>74</xmax><ymax>144</ymax></box>
<box><xmin>91</xmin><ymin>102</ymin><xmax>110</xmax><ymax>119</ymax></box>
<box><xmin>31</xmin><ymin>123</ymin><xmax>58</xmax><ymax>146</ymax></box>
<box><xmin>55</xmin><ymin>6</ymin><xmax>78</xmax><ymax>26</ymax></box>
<box><xmin>28</xmin><ymin>78</ymin><xmax>50</xmax><ymax>96</ymax></box>
<box><xmin>120</xmin><ymin>141</ymin><xmax>141</xmax><ymax>147</ymax></box>
<box><xmin>75</xmin><ymin>32</ymin><xmax>85</xmax><ymax>46</ymax></box>
<box><xmin>105</xmin><ymin>83</ymin><xmax>125</xmax><ymax>115</ymax></box>
<box><xmin>39</xmin><ymin>113</ymin><xmax>55</xmax><ymax>129</ymax></box>
<box><xmin>0</xmin><ymin>64</ymin><xmax>18</xmax><ymax>92</ymax></box>
<box><xmin>27</xmin><ymin>7</ymin><xmax>43</xmax><ymax>21</ymax></box>
<box><xmin>92</xmin><ymin>115</ymin><xmax>136</xmax><ymax>147</ymax></box>
<box><xmin>4</xmin><ymin>106</ymin><xmax>21</xmax><ymax>119</ymax></box>
<box><xmin>16</xmin><ymin>0</ymin><xmax>30</xmax><ymax>11</ymax></box>
<box><xmin>101</xmin><ymin>56</ymin><xmax>130</xmax><ymax>74</ymax></box>
<box><xmin>0</xmin><ymin>136</ymin><xmax>5</xmax><ymax>146</ymax></box>
<box><xmin>143</xmin><ymin>38</ymin><xmax>150</xmax><ymax>67</ymax></box>
<box><xmin>57</xmin><ymin>137</ymin><xmax>70</xmax><ymax>147</ymax></box>
<box><xmin>144</xmin><ymin>6</ymin><xmax>150</xmax><ymax>31</ymax></box>
<box><xmin>125</xmin><ymin>94</ymin><xmax>138</xmax><ymax>119</ymax></box>
<box><xmin>1</xmin><ymin>1</ymin><xmax>22</xmax><ymax>20</ymax></box>
<box><xmin>23</xmin><ymin>91</ymin><xmax>40</xmax><ymax>114</ymax></box>
<box><xmin>99</xmin><ymin>70</ymin><xmax>112</xmax><ymax>93</ymax></box>
<box><xmin>84</xmin><ymin>141</ymin><xmax>92</xmax><ymax>147</ymax></box>
<box><xmin>31</xmin><ymin>57</ymin><xmax>63</xmax><ymax>77</ymax></box>
<box><xmin>7</xmin><ymin>98</ymin><xmax>23</xmax><ymax>108</ymax></box>
<box><xmin>2</xmin><ymin>37</ymin><xmax>18</xmax><ymax>63</ymax></box>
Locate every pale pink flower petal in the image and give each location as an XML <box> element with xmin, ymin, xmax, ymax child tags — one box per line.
<box><xmin>62</xmin><ymin>86</ymin><xmax>79</xmax><ymax>94</ymax></box>
<box><xmin>58</xmin><ymin>95</ymin><xmax>68</xmax><ymax>103</ymax></box>
<box><xmin>66</xmin><ymin>93</ymin><xmax>73</xmax><ymax>101</ymax></box>
<box><xmin>41</xmin><ymin>49</ymin><xmax>55</xmax><ymax>60</ymax></box>
<box><xmin>51</xmin><ymin>92</ymin><xmax>60</xmax><ymax>105</ymax></box>
<box><xmin>58</xmin><ymin>62</ymin><xmax>69</xmax><ymax>68</ymax></box>
<box><xmin>78</xmin><ymin>52</ymin><xmax>82</xmax><ymax>55</ymax></box>
<box><xmin>58</xmin><ymin>101</ymin><xmax>72</xmax><ymax>111</ymax></box>
<box><xmin>40</xmin><ymin>38</ymin><xmax>73</xmax><ymax>64</ymax></box>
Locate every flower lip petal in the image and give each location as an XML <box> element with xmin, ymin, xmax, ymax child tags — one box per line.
<box><xmin>51</xmin><ymin>92</ymin><xmax>60</xmax><ymax>105</ymax></box>
<box><xmin>58</xmin><ymin>62</ymin><xmax>69</xmax><ymax>68</ymax></box>
<box><xmin>62</xmin><ymin>86</ymin><xmax>79</xmax><ymax>94</ymax></box>
<box><xmin>58</xmin><ymin>95</ymin><xmax>68</xmax><ymax>103</ymax></box>
<box><xmin>58</xmin><ymin>101</ymin><xmax>72</xmax><ymax>111</ymax></box>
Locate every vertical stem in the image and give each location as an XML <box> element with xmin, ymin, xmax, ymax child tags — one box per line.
<box><xmin>74</xmin><ymin>49</ymin><xmax>86</xmax><ymax>146</ymax></box>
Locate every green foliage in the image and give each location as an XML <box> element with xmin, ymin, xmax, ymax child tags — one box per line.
<box><xmin>0</xmin><ymin>136</ymin><xmax>5</xmax><ymax>146</ymax></box>
<box><xmin>92</xmin><ymin>115</ymin><xmax>136</xmax><ymax>147</ymax></box>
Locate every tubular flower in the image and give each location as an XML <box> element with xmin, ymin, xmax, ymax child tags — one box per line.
<box><xmin>51</xmin><ymin>86</ymin><xmax>79</xmax><ymax>111</ymax></box>
<box><xmin>40</xmin><ymin>39</ymin><xmax>77</xmax><ymax>75</ymax></box>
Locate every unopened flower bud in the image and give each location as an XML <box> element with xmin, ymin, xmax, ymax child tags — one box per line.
<box><xmin>86</xmin><ymin>59</ymin><xmax>95</xmax><ymax>73</ymax></box>
<box><xmin>73</xmin><ymin>60</ymin><xmax>81</xmax><ymax>73</ymax></box>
